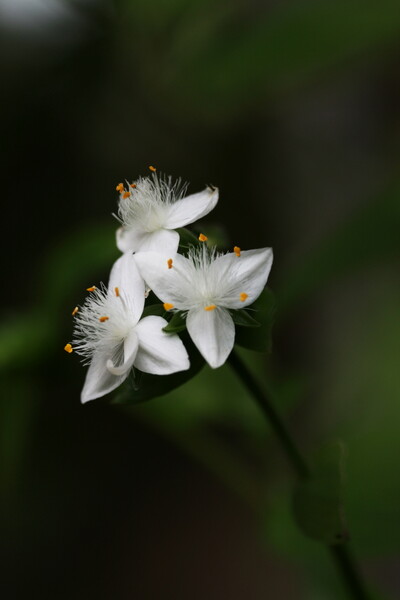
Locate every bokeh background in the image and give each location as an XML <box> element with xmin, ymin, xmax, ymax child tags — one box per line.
<box><xmin>1</xmin><ymin>1</ymin><xmax>399</xmax><ymax>598</ymax></box>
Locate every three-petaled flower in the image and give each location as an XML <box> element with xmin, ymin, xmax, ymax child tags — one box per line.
<box><xmin>135</xmin><ymin>245</ymin><xmax>273</xmax><ymax>368</ymax></box>
<box><xmin>72</xmin><ymin>252</ymin><xmax>190</xmax><ymax>403</ymax></box>
<box><xmin>116</xmin><ymin>173</ymin><xmax>219</xmax><ymax>257</ymax></box>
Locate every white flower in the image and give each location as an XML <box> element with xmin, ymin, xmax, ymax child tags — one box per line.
<box><xmin>115</xmin><ymin>173</ymin><xmax>219</xmax><ymax>257</ymax></box>
<box><xmin>135</xmin><ymin>245</ymin><xmax>273</xmax><ymax>369</ymax></box>
<box><xmin>72</xmin><ymin>252</ymin><xmax>190</xmax><ymax>403</ymax></box>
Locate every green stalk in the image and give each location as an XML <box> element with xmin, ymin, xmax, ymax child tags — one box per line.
<box><xmin>228</xmin><ymin>350</ymin><xmax>371</xmax><ymax>600</ymax></box>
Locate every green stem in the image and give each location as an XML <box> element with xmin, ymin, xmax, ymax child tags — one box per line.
<box><xmin>227</xmin><ymin>350</ymin><xmax>309</xmax><ymax>479</ymax></box>
<box><xmin>228</xmin><ymin>349</ymin><xmax>371</xmax><ymax>600</ymax></box>
<box><xmin>330</xmin><ymin>546</ymin><xmax>371</xmax><ymax>600</ymax></box>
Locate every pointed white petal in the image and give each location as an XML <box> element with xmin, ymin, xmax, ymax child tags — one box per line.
<box><xmin>134</xmin><ymin>228</ymin><xmax>180</xmax><ymax>255</ymax></box>
<box><xmin>81</xmin><ymin>351</ymin><xmax>128</xmax><ymax>403</ymax></box>
<box><xmin>134</xmin><ymin>251</ymin><xmax>195</xmax><ymax>308</ymax></box>
<box><xmin>116</xmin><ymin>226</ymin><xmax>149</xmax><ymax>253</ymax></box>
<box><xmin>163</xmin><ymin>186</ymin><xmax>219</xmax><ymax>229</ymax></box>
<box><xmin>186</xmin><ymin>307</ymin><xmax>234</xmax><ymax>369</ymax></box>
<box><xmin>134</xmin><ymin>316</ymin><xmax>190</xmax><ymax>375</ymax></box>
<box><xmin>106</xmin><ymin>330</ymin><xmax>139</xmax><ymax>376</ymax></box>
<box><xmin>108</xmin><ymin>252</ymin><xmax>145</xmax><ymax>322</ymax></box>
<box><xmin>211</xmin><ymin>248</ymin><xmax>273</xmax><ymax>309</ymax></box>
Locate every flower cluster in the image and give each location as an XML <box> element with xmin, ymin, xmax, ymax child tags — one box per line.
<box><xmin>65</xmin><ymin>168</ymin><xmax>273</xmax><ymax>403</ymax></box>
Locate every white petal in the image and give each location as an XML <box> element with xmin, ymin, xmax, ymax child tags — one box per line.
<box><xmin>108</xmin><ymin>252</ymin><xmax>145</xmax><ymax>323</ymax></box>
<box><xmin>134</xmin><ymin>251</ymin><xmax>195</xmax><ymax>308</ymax></box>
<box><xmin>134</xmin><ymin>316</ymin><xmax>190</xmax><ymax>375</ymax></box>
<box><xmin>106</xmin><ymin>335</ymin><xmax>138</xmax><ymax>376</ymax></box>
<box><xmin>133</xmin><ymin>228</ymin><xmax>180</xmax><ymax>255</ymax></box>
<box><xmin>81</xmin><ymin>351</ymin><xmax>128</xmax><ymax>403</ymax></box>
<box><xmin>211</xmin><ymin>248</ymin><xmax>273</xmax><ymax>309</ymax></box>
<box><xmin>106</xmin><ymin>330</ymin><xmax>139</xmax><ymax>376</ymax></box>
<box><xmin>186</xmin><ymin>307</ymin><xmax>234</xmax><ymax>368</ymax></box>
<box><xmin>116</xmin><ymin>226</ymin><xmax>149</xmax><ymax>253</ymax></box>
<box><xmin>163</xmin><ymin>186</ymin><xmax>219</xmax><ymax>229</ymax></box>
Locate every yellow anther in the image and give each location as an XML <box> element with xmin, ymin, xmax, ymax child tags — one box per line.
<box><xmin>116</xmin><ymin>183</ymin><xmax>124</xmax><ymax>192</ymax></box>
<box><xmin>204</xmin><ymin>304</ymin><xmax>217</xmax><ymax>311</ymax></box>
<box><xmin>64</xmin><ymin>343</ymin><xmax>73</xmax><ymax>354</ymax></box>
<box><xmin>198</xmin><ymin>233</ymin><xmax>208</xmax><ymax>242</ymax></box>
<box><xmin>72</xmin><ymin>306</ymin><xmax>79</xmax><ymax>316</ymax></box>
<box><xmin>163</xmin><ymin>302</ymin><xmax>174</xmax><ymax>311</ymax></box>
<box><xmin>86</xmin><ymin>286</ymin><xmax>96</xmax><ymax>292</ymax></box>
<box><xmin>167</xmin><ymin>258</ymin><xmax>173</xmax><ymax>269</ymax></box>
<box><xmin>149</xmin><ymin>165</ymin><xmax>156</xmax><ymax>172</ymax></box>
<box><xmin>114</xmin><ymin>287</ymin><xmax>120</xmax><ymax>297</ymax></box>
<box><xmin>122</xmin><ymin>191</ymin><xmax>130</xmax><ymax>199</ymax></box>
<box><xmin>240</xmin><ymin>293</ymin><xmax>248</xmax><ymax>302</ymax></box>
<box><xmin>99</xmin><ymin>316</ymin><xmax>109</xmax><ymax>323</ymax></box>
<box><xmin>234</xmin><ymin>246</ymin><xmax>241</xmax><ymax>257</ymax></box>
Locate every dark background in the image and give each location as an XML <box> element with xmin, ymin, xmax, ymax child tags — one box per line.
<box><xmin>1</xmin><ymin>1</ymin><xmax>399</xmax><ymax>598</ymax></box>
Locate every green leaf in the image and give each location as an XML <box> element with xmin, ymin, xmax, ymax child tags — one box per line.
<box><xmin>292</xmin><ymin>441</ymin><xmax>348</xmax><ymax>545</ymax></box>
<box><xmin>163</xmin><ymin>312</ymin><xmax>187</xmax><ymax>333</ymax></box>
<box><xmin>112</xmin><ymin>333</ymin><xmax>204</xmax><ymax>404</ymax></box>
<box><xmin>177</xmin><ymin>227</ymin><xmax>200</xmax><ymax>249</ymax></box>
<box><xmin>142</xmin><ymin>303</ymin><xmax>165</xmax><ymax>318</ymax></box>
<box><xmin>231</xmin><ymin>309</ymin><xmax>260</xmax><ymax>328</ymax></box>
<box><xmin>235</xmin><ymin>288</ymin><xmax>275</xmax><ymax>352</ymax></box>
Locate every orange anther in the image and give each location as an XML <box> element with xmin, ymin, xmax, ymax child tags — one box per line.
<box><xmin>233</xmin><ymin>246</ymin><xmax>241</xmax><ymax>257</ymax></box>
<box><xmin>130</xmin><ymin>183</ymin><xmax>137</xmax><ymax>189</ymax></box>
<box><xmin>122</xmin><ymin>191</ymin><xmax>130</xmax><ymax>199</ymax></box>
<box><xmin>198</xmin><ymin>233</ymin><xmax>208</xmax><ymax>242</ymax></box>
<box><xmin>64</xmin><ymin>343</ymin><xmax>73</xmax><ymax>353</ymax></box>
<box><xmin>99</xmin><ymin>316</ymin><xmax>109</xmax><ymax>323</ymax></box>
<box><xmin>115</xmin><ymin>287</ymin><xmax>120</xmax><ymax>297</ymax></box>
<box><xmin>72</xmin><ymin>306</ymin><xmax>79</xmax><ymax>316</ymax></box>
<box><xmin>86</xmin><ymin>286</ymin><xmax>96</xmax><ymax>292</ymax></box>
<box><xmin>167</xmin><ymin>258</ymin><xmax>173</xmax><ymax>269</ymax></box>
<box><xmin>116</xmin><ymin>183</ymin><xmax>124</xmax><ymax>192</ymax></box>
<box><xmin>149</xmin><ymin>165</ymin><xmax>156</xmax><ymax>172</ymax></box>
<box><xmin>240</xmin><ymin>293</ymin><xmax>248</xmax><ymax>302</ymax></box>
<box><xmin>163</xmin><ymin>303</ymin><xmax>174</xmax><ymax>311</ymax></box>
<box><xmin>204</xmin><ymin>304</ymin><xmax>217</xmax><ymax>311</ymax></box>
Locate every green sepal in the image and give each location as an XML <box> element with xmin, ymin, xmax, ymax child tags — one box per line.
<box><xmin>112</xmin><ymin>332</ymin><xmax>204</xmax><ymax>404</ymax></box>
<box><xmin>292</xmin><ymin>441</ymin><xmax>349</xmax><ymax>545</ymax></box>
<box><xmin>162</xmin><ymin>312</ymin><xmax>187</xmax><ymax>334</ymax></box>
<box><xmin>234</xmin><ymin>288</ymin><xmax>275</xmax><ymax>352</ymax></box>
<box><xmin>231</xmin><ymin>309</ymin><xmax>261</xmax><ymax>328</ymax></box>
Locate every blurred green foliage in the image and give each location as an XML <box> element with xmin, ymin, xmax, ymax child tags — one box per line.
<box><xmin>1</xmin><ymin>0</ymin><xmax>400</xmax><ymax>597</ymax></box>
